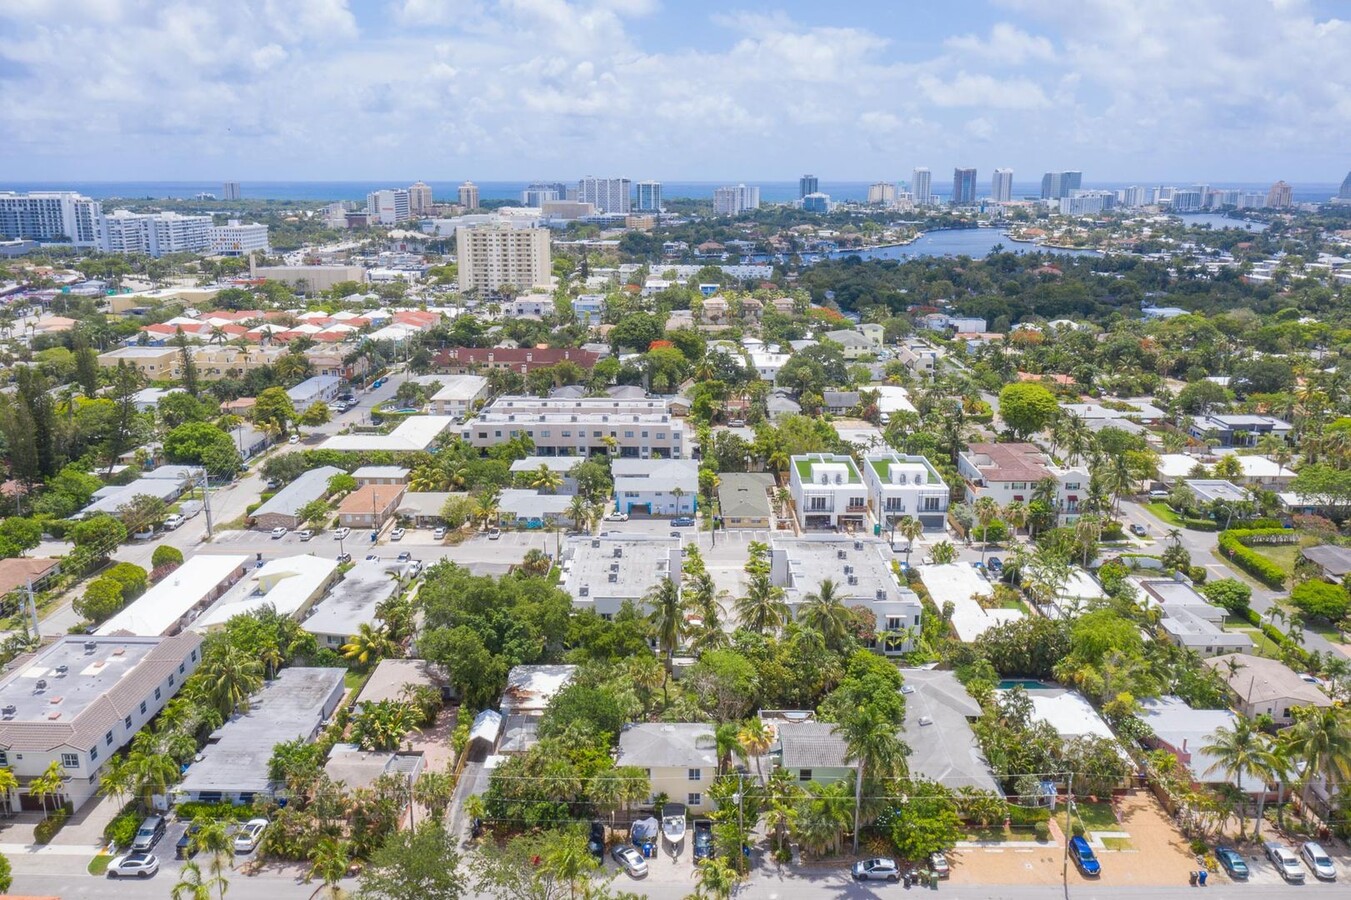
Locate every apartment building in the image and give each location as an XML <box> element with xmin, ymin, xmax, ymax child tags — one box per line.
<box><xmin>464</xmin><ymin>396</ymin><xmax>688</xmax><ymax>459</ymax></box>
<box><xmin>958</xmin><ymin>443</ymin><xmax>1089</xmax><ymax>523</ymax></box>
<box><xmin>367</xmin><ymin>189</ymin><xmax>411</xmax><ymax>224</ymax></box>
<box><xmin>789</xmin><ymin>453</ymin><xmax>869</xmax><ymax>530</ymax></box>
<box><xmin>96</xmin><ymin>346</ymin><xmax>180</xmax><ymax>379</ymax></box>
<box><xmin>455</xmin><ymin>224</ymin><xmax>552</xmax><ymax>293</ymax></box>
<box><xmin>102</xmin><ymin>211</ymin><xmax>212</xmax><ymax>256</ymax></box>
<box><xmin>577</xmin><ymin>177</ymin><xmax>631</xmax><ymax>214</ymax></box>
<box><xmin>616</xmin><ymin>724</ymin><xmax>723</xmax><ymax>814</ymax></box>
<box><xmin>863</xmin><ymin>452</ymin><xmax>949</xmax><ymax>532</ymax></box>
<box><xmin>561</xmin><ymin>534</ymin><xmax>682</xmax><ymax>618</ymax></box>
<box><xmin>0</xmin><ymin>633</ymin><xmax>203</xmax><ymax>810</ymax></box>
<box><xmin>209</xmin><ymin>220</ymin><xmax>270</xmax><ymax>256</ymax></box>
<box><xmin>0</xmin><ymin>191</ymin><xmax>104</xmax><ymax>247</ymax></box>
<box><xmin>428</xmin><ymin>374</ymin><xmax>490</xmax><ymax>418</ymax></box>
<box><xmin>431</xmin><ymin>346</ymin><xmax>600</xmax><ymax>375</ymax></box>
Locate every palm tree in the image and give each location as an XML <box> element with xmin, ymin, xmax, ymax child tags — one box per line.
<box><xmin>897</xmin><ymin>515</ymin><xmax>923</xmax><ymax>564</ymax></box>
<box><xmin>763</xmin><ymin>768</ymin><xmax>801</xmax><ymax>852</ymax></box>
<box><xmin>172</xmin><ymin>862</ymin><xmax>214</xmax><ymax>900</ymax></box>
<box><xmin>30</xmin><ymin>760</ymin><xmax>63</xmax><ymax>815</ymax></box>
<box><xmin>127</xmin><ymin>749</ymin><xmax>181</xmax><ymax>810</ymax></box>
<box><xmin>930</xmin><ymin>540</ymin><xmax>957</xmax><ymax>565</ymax></box>
<box><xmin>733</xmin><ymin>573</ymin><xmax>789</xmax><ymax>634</ymax></box>
<box><xmin>645</xmin><ymin>577</ymin><xmax>684</xmax><ymax>673</ymax></box>
<box><xmin>972</xmin><ymin>496</ymin><xmax>1000</xmax><ymax>563</ymax></box>
<box><xmin>834</xmin><ymin>706</ymin><xmax>908</xmax><ymax>853</ymax></box>
<box><xmin>1284</xmin><ymin>705</ymin><xmax>1351</xmax><ymax>815</ymax></box>
<box><xmin>542</xmin><ymin>833</ymin><xmax>597</xmax><ymax>900</ymax></box>
<box><xmin>796</xmin><ymin>779</ymin><xmax>854</xmax><ymax>856</ymax></box>
<box><xmin>692</xmin><ymin>857</ymin><xmax>740</xmax><ymax>899</ymax></box>
<box><xmin>529</xmin><ymin>463</ymin><xmax>563</xmax><ymax>494</ymax></box>
<box><xmin>1002</xmin><ymin>501</ymin><xmax>1028</xmax><ymax>537</ymax></box>
<box><xmin>307</xmin><ymin>836</ymin><xmax>350</xmax><ymax>900</ymax></box>
<box><xmin>472</xmin><ymin>488</ymin><xmax>501</xmax><ymax>530</ymax></box>
<box><xmin>341</xmin><ymin>623</ymin><xmax>398</xmax><ymax>669</ymax></box>
<box><xmin>799</xmin><ymin>579</ymin><xmax>854</xmax><ymax>651</ymax></box>
<box><xmin>200</xmin><ymin>644</ymin><xmax>264</xmax><ymax>718</ymax></box>
<box><xmin>1201</xmin><ymin>717</ymin><xmax>1266</xmax><ymax>839</ymax></box>
<box><xmin>97</xmin><ymin>754</ymin><xmax>134</xmax><ymax>808</ymax></box>
<box><xmin>737</xmin><ymin>719</ymin><xmax>775</xmax><ymax>782</ymax></box>
<box><xmin>567</xmin><ymin>494</ymin><xmax>591</xmax><ymax>530</ymax></box>
<box><xmin>671</xmin><ymin>485</ymin><xmax>688</xmax><ymax>515</ymax></box>
<box><xmin>190</xmin><ymin>820</ymin><xmax>233</xmax><ymax>900</ymax></box>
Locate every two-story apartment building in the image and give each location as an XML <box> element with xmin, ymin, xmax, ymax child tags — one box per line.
<box><xmin>789</xmin><ymin>454</ymin><xmax>869</xmax><ymax>531</ymax></box>
<box><xmin>428</xmin><ymin>375</ymin><xmax>490</xmax><ymax>419</ymax></box>
<box><xmin>863</xmin><ymin>452</ymin><xmax>949</xmax><ymax>532</ymax></box>
<box><xmin>0</xmin><ymin>633</ymin><xmax>203</xmax><ymax>810</ymax></box>
<box><xmin>612</xmin><ymin>458</ymin><xmax>699</xmax><ymax>516</ymax></box>
<box><xmin>560</xmin><ymin>535</ymin><xmax>682</xmax><ymax>619</ymax></box>
<box><xmin>616</xmin><ymin>723</ymin><xmax>754</xmax><ymax>814</ymax></box>
<box><xmin>1188</xmin><ymin>414</ymin><xmax>1292</xmax><ymax>448</ymax></box>
<box><xmin>464</xmin><ymin>396</ymin><xmax>688</xmax><ymax>459</ymax></box>
<box><xmin>958</xmin><ymin>443</ymin><xmax>1089</xmax><ymax>524</ymax></box>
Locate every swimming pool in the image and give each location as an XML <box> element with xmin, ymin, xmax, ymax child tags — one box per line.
<box><xmin>998</xmin><ymin>679</ymin><xmax>1052</xmax><ymax>690</ymax></box>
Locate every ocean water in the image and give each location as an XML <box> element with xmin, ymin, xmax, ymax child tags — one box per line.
<box><xmin>0</xmin><ymin>180</ymin><xmax>1340</xmax><ymax>205</ymax></box>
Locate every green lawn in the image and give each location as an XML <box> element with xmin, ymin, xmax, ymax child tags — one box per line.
<box><xmin>963</xmin><ymin>826</ymin><xmax>1015</xmax><ymax>843</ymax></box>
<box><xmin>1102</xmin><ymin>837</ymin><xmax>1134</xmax><ymax>851</ymax></box>
<box><xmin>88</xmin><ymin>854</ymin><xmax>112</xmax><ymax>876</ymax></box>
<box><xmin>1248</xmin><ymin>543</ymin><xmax>1299</xmax><ymax>574</ymax></box>
<box><xmin>1143</xmin><ymin>502</ymin><xmax>1185</xmax><ymax>527</ymax></box>
<box><xmin>1058</xmin><ymin>801</ymin><xmax>1118</xmax><ymax>838</ymax></box>
<box><xmin>1228</xmin><ymin>622</ymin><xmax>1282</xmax><ymax>656</ymax></box>
<box><xmin>344</xmin><ymin>670</ymin><xmax>367</xmax><ymax>692</ymax></box>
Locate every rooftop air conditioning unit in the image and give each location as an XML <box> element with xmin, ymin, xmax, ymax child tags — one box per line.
<box><xmin>837</xmin><ymin>549</ymin><xmax>847</xmax><ymax>560</ymax></box>
<box><xmin>614</xmin><ymin>547</ymin><xmax>623</xmax><ymax>558</ymax></box>
<box><xmin>55</xmin><ymin>665</ymin><xmax>69</xmax><ymax>677</ymax></box>
<box><xmin>592</xmin><ymin>539</ymin><xmax>601</xmax><ymax>548</ymax></box>
<box><xmin>0</xmin><ymin>705</ymin><xmax>13</xmax><ymax>718</ymax></box>
<box><xmin>847</xmin><ymin>575</ymin><xmax>859</xmax><ymax>585</ymax></box>
<box><xmin>83</xmin><ymin>641</ymin><xmax>98</xmax><ymax>654</ymax></box>
<box><xmin>610</xmin><ymin>563</ymin><xmax>620</xmax><ymax>573</ymax></box>
<box><xmin>579</xmin><ymin>585</ymin><xmax>590</xmax><ymax>597</ymax></box>
<box><xmin>607</xmin><ymin>572</ymin><xmax>618</xmax><ymax>583</ymax></box>
<box><xmin>854</xmin><ymin>540</ymin><xmax>863</xmax><ymax>551</ymax></box>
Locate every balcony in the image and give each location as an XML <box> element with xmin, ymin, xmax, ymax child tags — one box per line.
<box><xmin>845</xmin><ymin>503</ymin><xmax>868</xmax><ymax>513</ymax></box>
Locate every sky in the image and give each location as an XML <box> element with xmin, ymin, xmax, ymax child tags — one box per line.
<box><xmin>1</xmin><ymin>0</ymin><xmax>1349</xmax><ymax>184</ymax></box>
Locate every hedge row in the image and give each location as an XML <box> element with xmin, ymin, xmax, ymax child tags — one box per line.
<box><xmin>1217</xmin><ymin>529</ymin><xmax>1289</xmax><ymax>589</ymax></box>
<box><xmin>1240</xmin><ymin>608</ymin><xmax>1310</xmax><ymax>667</ymax></box>
<box><xmin>1179</xmin><ymin>518</ymin><xmax>1219</xmax><ymax>532</ymax></box>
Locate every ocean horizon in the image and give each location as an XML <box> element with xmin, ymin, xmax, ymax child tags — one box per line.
<box><xmin>0</xmin><ymin>180</ymin><xmax>1339</xmax><ymax>205</ymax></box>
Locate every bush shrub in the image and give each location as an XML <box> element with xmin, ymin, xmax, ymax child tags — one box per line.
<box><xmin>104</xmin><ymin>562</ymin><xmax>149</xmax><ymax>601</ymax></box>
<box><xmin>1188</xmin><ymin>566</ymin><xmax>1208</xmax><ymax>584</ymax></box>
<box><xmin>1034</xmin><ymin>821</ymin><xmax>1050</xmax><ymax>842</ymax></box>
<box><xmin>1071</xmin><ymin>822</ymin><xmax>1086</xmax><ymax>837</ymax></box>
<box><xmin>34</xmin><ymin>808</ymin><xmax>69</xmax><ymax>844</ymax></box>
<box><xmin>1217</xmin><ymin>530</ymin><xmax>1288</xmax><ymax>588</ymax></box>
<box><xmin>73</xmin><ymin>577</ymin><xmax>127</xmax><ymax>623</ymax></box>
<box><xmin>173</xmin><ymin>800</ymin><xmax>243</xmax><ymax>822</ymax></box>
<box><xmin>151</xmin><ymin>545</ymin><xmax>184</xmax><ymax>568</ymax></box>
<box><xmin>104</xmin><ymin>810</ymin><xmax>140</xmax><ymax>848</ymax></box>
<box><xmin>1008</xmin><ymin>805</ymin><xmax>1051</xmax><ymax>827</ymax></box>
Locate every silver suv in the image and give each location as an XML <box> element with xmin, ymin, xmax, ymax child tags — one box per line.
<box><xmin>852</xmin><ymin>857</ymin><xmax>900</xmax><ymax>882</ymax></box>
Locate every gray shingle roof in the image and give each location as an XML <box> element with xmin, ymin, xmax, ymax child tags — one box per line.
<box><xmin>775</xmin><ymin>722</ymin><xmax>850</xmax><ymax>769</ymax></box>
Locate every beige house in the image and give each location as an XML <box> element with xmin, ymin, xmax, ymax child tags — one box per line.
<box><xmin>615</xmin><ymin>723</ymin><xmax>721</xmax><ymax>814</ymax></box>
<box><xmin>337</xmin><ymin>484</ymin><xmax>407</xmax><ymax>529</ymax></box>
<box><xmin>1205</xmin><ymin>654</ymin><xmax>1333</xmax><ymax>725</ymax></box>
<box><xmin>97</xmin><ymin>346</ymin><xmax>180</xmax><ymax>378</ymax></box>
<box><xmin>192</xmin><ymin>345</ymin><xmax>285</xmax><ymax>378</ymax></box>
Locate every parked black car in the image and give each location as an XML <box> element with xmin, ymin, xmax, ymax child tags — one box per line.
<box><xmin>693</xmin><ymin>820</ymin><xmax>714</xmax><ymax>860</ymax></box>
<box><xmin>587</xmin><ymin>821</ymin><xmax>606</xmax><ymax>861</ymax></box>
<box><xmin>175</xmin><ymin>824</ymin><xmax>201</xmax><ymax>859</ymax></box>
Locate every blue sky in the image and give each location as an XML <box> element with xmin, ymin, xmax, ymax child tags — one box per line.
<box><xmin>1</xmin><ymin>0</ymin><xmax>1348</xmax><ymax>183</ymax></box>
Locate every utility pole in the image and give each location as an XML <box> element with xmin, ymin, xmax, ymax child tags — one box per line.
<box><xmin>1062</xmin><ymin>771</ymin><xmax>1073</xmax><ymax>889</ymax></box>
<box><xmin>25</xmin><ymin>579</ymin><xmax>39</xmax><ymax>638</ymax></box>
<box><xmin>199</xmin><ymin>469</ymin><xmax>215</xmax><ymax>540</ymax></box>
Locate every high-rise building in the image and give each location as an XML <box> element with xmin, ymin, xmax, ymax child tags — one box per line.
<box><xmin>209</xmin><ymin>219</ymin><xmax>270</xmax><ymax>256</ymax></box>
<box><xmin>101</xmin><ymin>210</ymin><xmax>212</xmax><ymax>256</ymax></box>
<box><xmin>1058</xmin><ymin>191</ymin><xmax>1115</xmax><ymax>215</ymax></box>
<box><xmin>713</xmin><ymin>184</ymin><xmax>760</xmax><ymax>215</ymax></box>
<box><xmin>912</xmin><ymin>168</ymin><xmax>932</xmax><ymax>205</ymax></box>
<box><xmin>951</xmin><ymin>168</ymin><xmax>977</xmax><ymax>205</ymax></box>
<box><xmin>366</xmin><ymin>189</ymin><xmax>411</xmax><ymax>224</ymax></box>
<box><xmin>991</xmin><ymin>168</ymin><xmax>1013</xmax><ymax>202</ymax></box>
<box><xmin>635</xmin><ymin>180</ymin><xmax>663</xmax><ymax>213</ymax></box>
<box><xmin>0</xmin><ymin>191</ymin><xmax>105</xmax><ymax>247</ymax></box>
<box><xmin>802</xmin><ymin>193</ymin><xmax>831</xmax><ymax>214</ymax></box>
<box><xmin>222</xmin><ymin>182</ymin><xmax>241</xmax><ymax>201</ymax></box>
<box><xmin>799</xmin><ymin>175</ymin><xmax>819</xmax><ymax>198</ymax></box>
<box><xmin>458</xmin><ymin>181</ymin><xmax>480</xmax><ymax>210</ymax></box>
<box><xmin>1040</xmin><ymin>171</ymin><xmax>1083</xmax><ymax>200</ymax></box>
<box><xmin>455</xmin><ymin>224</ymin><xmax>552</xmax><ymax>294</ymax></box>
<box><xmin>1170</xmin><ymin>190</ymin><xmax>1203</xmax><ymax>213</ymax></box>
<box><xmin>408</xmin><ymin>181</ymin><xmax>434</xmax><ymax>216</ymax></box>
<box><xmin>1265</xmin><ymin>180</ymin><xmax>1293</xmax><ymax>208</ymax></box>
<box><xmin>1119</xmin><ymin>186</ymin><xmax>1147</xmax><ymax>208</ymax></box>
<box><xmin>522</xmin><ymin>183</ymin><xmax>560</xmax><ymax>207</ymax></box>
<box><xmin>867</xmin><ymin>182</ymin><xmax>897</xmax><ymax>205</ymax></box>
<box><xmin>1340</xmin><ymin>170</ymin><xmax>1351</xmax><ymax>200</ymax></box>
<box><xmin>577</xmin><ymin>177</ymin><xmax>631</xmax><ymax>214</ymax></box>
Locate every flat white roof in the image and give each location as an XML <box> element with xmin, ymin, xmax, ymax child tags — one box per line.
<box><xmin>97</xmin><ymin>554</ymin><xmax>249</xmax><ymax>637</ymax></box>
<box><xmin>321</xmin><ymin>416</ymin><xmax>455</xmax><ymax>452</ymax></box>
<box><xmin>193</xmin><ymin>555</ymin><xmax>338</xmax><ymax>631</ymax></box>
<box><xmin>919</xmin><ymin>563</ymin><xmax>1021</xmax><ymax>642</ymax></box>
<box><xmin>1007</xmin><ymin>688</ymin><xmax>1118</xmax><ymax>743</ymax></box>
<box><xmin>430</xmin><ymin>374</ymin><xmax>489</xmax><ymax>401</ymax></box>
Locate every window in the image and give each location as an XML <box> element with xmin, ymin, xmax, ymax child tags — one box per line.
<box><xmin>687</xmin><ymin>793</ymin><xmax>702</xmax><ymax>807</ymax></box>
<box><xmin>923</xmin><ymin>496</ymin><xmax>942</xmax><ymax>511</ymax></box>
<box><xmin>61</xmin><ymin>753</ymin><xmax>79</xmax><ymax>768</ymax></box>
<box><xmin>600</xmin><ymin>613</ymin><xmax>612</xmax><ymax>621</ymax></box>
<box><xmin>140</xmin><ymin>702</ymin><xmax>147</xmax><ymax>715</ymax></box>
<box><xmin>688</xmin><ymin>768</ymin><xmax>701</xmax><ymax>781</ymax></box>
<box><xmin>641</xmin><ymin>431</ymin><xmax>649</xmax><ymax>438</ymax></box>
<box><xmin>154</xmin><ymin>688</ymin><xmax>162</xmax><ymax>701</ymax></box>
<box><xmin>885</xmin><ymin>616</ymin><xmax>903</xmax><ymax>631</ymax></box>
<box><xmin>90</xmin><ymin>746</ymin><xmax>98</xmax><ymax>761</ymax></box>
<box><xmin>849</xmin><ymin>496</ymin><xmax>865</xmax><ymax>509</ymax></box>
<box><xmin>885</xmin><ymin>498</ymin><xmax>903</xmax><ymax>511</ymax></box>
<box><xmin>178</xmin><ymin>663</ymin><xmax>185</xmax><ymax>675</ymax></box>
<box><xmin>1010</xmin><ymin>482</ymin><xmax>1027</xmax><ymax>490</ymax></box>
<box><xmin>624</xmin><ymin>431</ymin><xmax>634</xmax><ymax>438</ymax></box>
<box><xmin>0</xmin><ymin>751</ymin><xmax>7</xmax><ymax>766</ymax></box>
<box><xmin>168</xmin><ymin>674</ymin><xmax>174</xmax><ymax>685</ymax></box>
<box><xmin>809</xmin><ymin>496</ymin><xmax>827</xmax><ymax>511</ymax></box>
<box><xmin>798</xmin><ymin>769</ymin><xmax>813</xmax><ymax>782</ymax></box>
<box><xmin>105</xmin><ymin>731</ymin><xmax>114</xmax><ymax>746</ymax></box>
<box><xmin>562</xmin><ymin>430</ymin><xmax>571</xmax><ymax>437</ymax></box>
<box><xmin>125</xmin><ymin>716</ymin><xmax>133</xmax><ymax>730</ymax></box>
<box><xmin>191</xmin><ymin>649</ymin><xmax>198</xmax><ymax>662</ymax></box>
<box><xmin>1064</xmin><ymin>482</ymin><xmax>1081</xmax><ymax>490</ymax></box>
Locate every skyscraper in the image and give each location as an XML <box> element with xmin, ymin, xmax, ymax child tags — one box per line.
<box><xmin>222</xmin><ymin>182</ymin><xmax>241</xmax><ymax>201</ymax></box>
<box><xmin>522</xmin><ymin>183</ymin><xmax>560</xmax><ymax>207</ymax></box>
<box><xmin>801</xmin><ymin>193</ymin><xmax>830</xmax><ymax>213</ymax></box>
<box><xmin>456</xmin><ymin>224</ymin><xmax>552</xmax><ymax>293</ymax></box>
<box><xmin>1040</xmin><ymin>171</ymin><xmax>1083</xmax><ymax>200</ymax></box>
<box><xmin>713</xmin><ymin>184</ymin><xmax>760</xmax><ymax>215</ymax></box>
<box><xmin>458</xmin><ymin>181</ymin><xmax>480</xmax><ymax>210</ymax></box>
<box><xmin>912</xmin><ymin>168</ymin><xmax>932</xmax><ymax>205</ymax></box>
<box><xmin>799</xmin><ymin>175</ymin><xmax>819</xmax><ymax>199</ymax></box>
<box><xmin>635</xmin><ymin>181</ymin><xmax>663</xmax><ymax>212</ymax></box>
<box><xmin>1340</xmin><ymin>170</ymin><xmax>1351</xmax><ymax>200</ymax></box>
<box><xmin>367</xmin><ymin>189</ymin><xmax>411</xmax><ymax>224</ymax></box>
<box><xmin>991</xmin><ymin>168</ymin><xmax>1013</xmax><ymax>202</ymax></box>
<box><xmin>0</xmin><ymin>191</ymin><xmax>104</xmax><ymax>247</ymax></box>
<box><xmin>867</xmin><ymin>182</ymin><xmax>897</xmax><ymax>205</ymax></box>
<box><xmin>1265</xmin><ymin>180</ymin><xmax>1293</xmax><ymax>208</ymax></box>
<box><xmin>577</xmin><ymin>177</ymin><xmax>631</xmax><ymax>214</ymax></box>
<box><xmin>408</xmin><ymin>181</ymin><xmax>434</xmax><ymax>216</ymax></box>
<box><xmin>952</xmin><ymin>168</ymin><xmax>977</xmax><ymax>205</ymax></box>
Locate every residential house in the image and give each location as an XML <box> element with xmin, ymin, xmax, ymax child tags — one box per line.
<box><xmin>97</xmin><ymin>555</ymin><xmax>249</xmax><ymax>637</ymax></box>
<box><xmin>498</xmin><ymin>665</ymin><xmax>577</xmax><ymax>754</ymax></box>
<box><xmin>498</xmin><ymin>489</ymin><xmax>571</xmax><ymax>527</ymax></box>
<box><xmin>958</xmin><ymin>443</ymin><xmax>1090</xmax><ymax>524</ymax></box>
<box><xmin>337</xmin><ymin>484</ymin><xmax>406</xmax><ymax>530</ymax></box>
<box><xmin>823</xmin><ymin>329</ymin><xmax>874</xmax><ymax>360</ymax></box>
<box><xmin>1139</xmin><ymin>697</ymin><xmax>1243</xmax><ymax>787</ymax></box>
<box><xmin>303</xmin><ymin>559</ymin><xmax>413</xmax><ymax>650</ymax></box>
<box><xmin>863</xmin><ymin>452</ymin><xmax>949</xmax><ymax>532</ymax></box>
<box><xmin>251</xmin><ymin>466</ymin><xmax>343</xmax><ymax>531</ymax></box>
<box><xmin>351</xmin><ymin>466</ymin><xmax>410</xmax><ymax>487</ymax></box>
<box><xmin>768</xmin><ymin>717</ymin><xmax>853</xmax><ymax>786</ymax></box>
<box><xmin>822</xmin><ymin>391</ymin><xmax>860</xmax><ymax>415</ymax></box>
<box><xmin>717</xmin><ymin>473</ymin><xmax>775</xmax><ymax>529</ymax></box>
<box><xmin>286</xmin><ymin>375</ymin><xmax>342</xmax><ymax>408</ymax></box>
<box><xmin>1135</xmin><ymin>577</ymin><xmax>1251</xmax><ymax>657</ymax></box>
<box><xmin>0</xmin><ymin>633</ymin><xmax>203</xmax><ymax>810</ymax></box>
<box><xmin>174</xmin><ymin>668</ymin><xmax>346</xmax><ymax>803</ymax></box>
<box><xmin>1300</xmin><ymin>545</ymin><xmax>1351</xmax><ymax>581</ymax></box>
<box><xmin>898</xmin><ymin>669</ymin><xmax>1001</xmax><ymax>793</ymax></box>
<box><xmin>96</xmin><ymin>346</ymin><xmax>179</xmax><ymax>379</ymax></box>
<box><xmin>1188</xmin><ymin>414</ymin><xmax>1292</xmax><ymax>448</ymax></box>
<box><xmin>508</xmin><ymin>456</ymin><xmax>580</xmax><ymax>494</ymax></box>
<box><xmin>615</xmin><ymin>723</ymin><xmax>723</xmax><ymax>814</ymax></box>
<box><xmin>432</xmin><ymin>346</ymin><xmax>600</xmax><ymax>375</ymax></box>
<box><xmin>789</xmin><ymin>453</ymin><xmax>869</xmax><ymax>530</ymax></box>
<box><xmin>918</xmin><ymin>563</ymin><xmax>1021</xmax><ymax>642</ymax></box>
<box><xmin>193</xmin><ymin>555</ymin><xmax>340</xmax><ymax>631</ymax></box>
<box><xmin>1205</xmin><ymin>654</ymin><xmax>1333</xmax><ymax>725</ymax></box>
<box><xmin>428</xmin><ymin>375</ymin><xmax>490</xmax><ymax>418</ymax></box>
<box><xmin>612</xmin><ymin>458</ymin><xmax>698</xmax><ymax>516</ymax></box>
<box><xmin>896</xmin><ymin>340</ymin><xmax>939</xmax><ymax>375</ymax></box>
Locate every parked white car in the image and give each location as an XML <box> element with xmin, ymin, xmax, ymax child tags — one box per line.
<box><xmin>1266</xmin><ymin>842</ymin><xmax>1305</xmax><ymax>883</ymax></box>
<box><xmin>233</xmin><ymin>818</ymin><xmax>268</xmax><ymax>853</ymax></box>
<box><xmin>432</xmin><ymin>526</ymin><xmax>447</xmax><ymax>540</ymax></box>
<box><xmin>333</xmin><ymin>527</ymin><xmax>351</xmax><ymax>540</ymax></box>
<box><xmin>1301</xmin><ymin>841</ymin><xmax>1337</xmax><ymax>880</ymax></box>
<box><xmin>604</xmin><ymin>512</ymin><xmax>629</xmax><ymax>522</ymax></box>
<box><xmin>162</xmin><ymin>514</ymin><xmax>185</xmax><ymax>531</ymax></box>
<box><xmin>107</xmin><ymin>852</ymin><xmax>159</xmax><ymax>879</ymax></box>
<box><xmin>297</xmin><ymin>529</ymin><xmax>314</xmax><ymax>541</ymax></box>
<box><xmin>270</xmin><ymin>527</ymin><xmax>287</xmax><ymax>539</ymax></box>
<box><xmin>390</xmin><ymin>527</ymin><xmax>406</xmax><ymax>541</ymax></box>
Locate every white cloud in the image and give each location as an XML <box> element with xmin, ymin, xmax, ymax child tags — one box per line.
<box><xmin>945</xmin><ymin>22</ymin><xmax>1055</xmax><ymax>64</ymax></box>
<box><xmin>918</xmin><ymin>72</ymin><xmax>1050</xmax><ymax>109</ymax></box>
